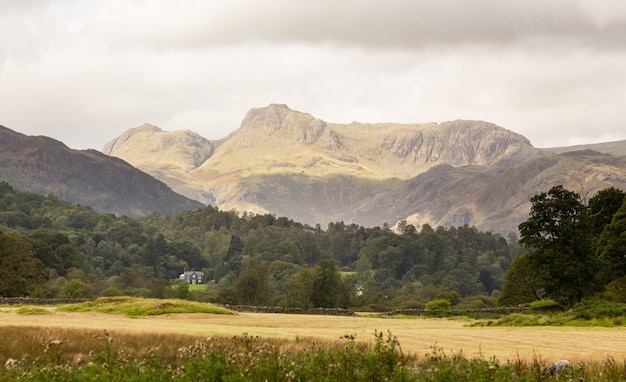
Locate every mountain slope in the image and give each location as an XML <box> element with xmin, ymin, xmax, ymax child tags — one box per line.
<box><xmin>0</xmin><ymin>125</ymin><xmax>204</xmax><ymax>217</ymax></box>
<box><xmin>103</xmin><ymin>104</ymin><xmax>626</xmax><ymax>233</ymax></box>
<box><xmin>350</xmin><ymin>150</ymin><xmax>626</xmax><ymax>233</ymax></box>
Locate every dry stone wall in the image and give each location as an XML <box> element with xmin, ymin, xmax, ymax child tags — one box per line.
<box><xmin>0</xmin><ymin>297</ymin><xmax>91</xmax><ymax>305</ymax></box>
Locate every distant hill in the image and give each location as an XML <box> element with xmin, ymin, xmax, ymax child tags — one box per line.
<box><xmin>103</xmin><ymin>104</ymin><xmax>626</xmax><ymax>234</ymax></box>
<box><xmin>0</xmin><ymin>125</ymin><xmax>204</xmax><ymax>217</ymax></box>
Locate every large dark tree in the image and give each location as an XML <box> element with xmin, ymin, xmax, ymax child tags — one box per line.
<box><xmin>516</xmin><ymin>185</ymin><xmax>599</xmax><ymax>306</ymax></box>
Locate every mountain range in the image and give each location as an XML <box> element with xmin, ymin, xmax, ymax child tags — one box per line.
<box><xmin>0</xmin><ymin>125</ymin><xmax>204</xmax><ymax>217</ymax></box>
<box><xmin>101</xmin><ymin>104</ymin><xmax>626</xmax><ymax>235</ymax></box>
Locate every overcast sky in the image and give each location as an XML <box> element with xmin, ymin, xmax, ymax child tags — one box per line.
<box><xmin>1</xmin><ymin>0</ymin><xmax>625</xmax><ymax>150</ymax></box>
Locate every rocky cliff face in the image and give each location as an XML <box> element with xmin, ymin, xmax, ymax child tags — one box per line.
<box><xmin>0</xmin><ymin>125</ymin><xmax>205</xmax><ymax>217</ymax></box>
<box><xmin>102</xmin><ymin>104</ymin><xmax>626</xmax><ymax>234</ymax></box>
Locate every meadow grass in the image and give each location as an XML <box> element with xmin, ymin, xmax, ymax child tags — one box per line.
<box><xmin>187</xmin><ymin>283</ymin><xmax>207</xmax><ymax>292</ymax></box>
<box><xmin>1</xmin><ymin>325</ymin><xmax>626</xmax><ymax>381</ymax></box>
<box><xmin>3</xmin><ymin>304</ymin><xmax>626</xmax><ymax>362</ymax></box>
<box><xmin>472</xmin><ymin>300</ymin><xmax>626</xmax><ymax>328</ymax></box>
<box><xmin>16</xmin><ymin>306</ymin><xmax>51</xmax><ymax>315</ymax></box>
<box><xmin>56</xmin><ymin>296</ymin><xmax>236</xmax><ymax>317</ymax></box>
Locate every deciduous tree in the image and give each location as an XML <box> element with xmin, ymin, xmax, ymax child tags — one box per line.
<box><xmin>311</xmin><ymin>259</ymin><xmax>349</xmax><ymax>308</ymax></box>
<box><xmin>516</xmin><ymin>185</ymin><xmax>599</xmax><ymax>306</ymax></box>
<box><xmin>0</xmin><ymin>231</ymin><xmax>45</xmax><ymax>296</ymax></box>
<box><xmin>596</xmin><ymin>198</ymin><xmax>626</xmax><ymax>282</ymax></box>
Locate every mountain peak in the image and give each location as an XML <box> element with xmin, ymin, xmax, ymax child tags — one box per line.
<box><xmin>239</xmin><ymin>103</ymin><xmax>314</xmax><ymax>134</ymax></box>
<box><xmin>268</xmin><ymin>103</ymin><xmax>291</xmax><ymax>110</ymax></box>
<box><xmin>134</xmin><ymin>123</ymin><xmax>162</xmax><ymax>132</ymax></box>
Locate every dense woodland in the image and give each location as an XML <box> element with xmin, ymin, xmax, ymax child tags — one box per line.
<box><xmin>0</xmin><ymin>180</ymin><xmax>624</xmax><ymax>311</ymax></box>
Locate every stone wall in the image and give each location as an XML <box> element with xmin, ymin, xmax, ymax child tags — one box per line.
<box><xmin>221</xmin><ymin>304</ymin><xmax>356</xmax><ymax>316</ymax></box>
<box><xmin>380</xmin><ymin>307</ymin><xmax>530</xmax><ymax>316</ymax></box>
<box><xmin>0</xmin><ymin>297</ymin><xmax>90</xmax><ymax>305</ymax></box>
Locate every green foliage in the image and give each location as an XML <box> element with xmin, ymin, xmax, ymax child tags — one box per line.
<box><xmin>425</xmin><ymin>299</ymin><xmax>451</xmax><ymax>316</ymax></box>
<box><xmin>570</xmin><ymin>300</ymin><xmax>626</xmax><ymax>320</ymax></box>
<box><xmin>515</xmin><ymin>185</ymin><xmax>600</xmax><ymax>307</ymax></box>
<box><xmin>498</xmin><ymin>254</ymin><xmax>545</xmax><ymax>306</ymax></box>
<box><xmin>59</xmin><ymin>279</ymin><xmax>93</xmax><ymax>299</ymax></box>
<box><xmin>455</xmin><ymin>295</ymin><xmax>497</xmax><ymax>310</ymax></box>
<box><xmin>476</xmin><ymin>300</ymin><xmax>626</xmax><ymax>327</ymax></box>
<box><xmin>233</xmin><ymin>257</ymin><xmax>272</xmax><ymax>305</ymax></box>
<box><xmin>311</xmin><ymin>259</ymin><xmax>350</xmax><ymax>308</ymax></box>
<box><xmin>0</xmin><ymin>230</ymin><xmax>46</xmax><ymax>297</ymax></box>
<box><xmin>436</xmin><ymin>290</ymin><xmax>461</xmax><ymax>305</ymax></box>
<box><xmin>99</xmin><ymin>286</ymin><xmax>125</xmax><ymax>297</ymax></box>
<box><xmin>0</xmin><ymin>180</ymin><xmax>595</xmax><ymax>312</ymax></box>
<box><xmin>599</xmin><ymin>276</ymin><xmax>626</xmax><ymax>302</ymax></box>
<box><xmin>174</xmin><ymin>283</ymin><xmax>191</xmax><ymax>300</ymax></box>
<box><xmin>16</xmin><ymin>306</ymin><xmax>51</xmax><ymax>315</ymax></box>
<box><xmin>284</xmin><ymin>266</ymin><xmax>314</xmax><ymax>308</ymax></box>
<box><xmin>588</xmin><ymin>187</ymin><xmax>626</xmax><ymax>237</ymax></box>
<box><xmin>58</xmin><ymin>296</ymin><xmax>236</xmax><ymax>317</ymax></box>
<box><xmin>596</xmin><ymin>198</ymin><xmax>626</xmax><ymax>282</ymax></box>
<box><xmin>528</xmin><ymin>299</ymin><xmax>559</xmax><ymax>310</ymax></box>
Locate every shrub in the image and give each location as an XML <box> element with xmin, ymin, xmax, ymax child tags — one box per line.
<box><xmin>59</xmin><ymin>279</ymin><xmax>93</xmax><ymax>299</ymax></box>
<box><xmin>571</xmin><ymin>300</ymin><xmax>626</xmax><ymax>320</ymax></box>
<box><xmin>99</xmin><ymin>287</ymin><xmax>125</xmax><ymax>297</ymax></box>
<box><xmin>425</xmin><ymin>299</ymin><xmax>450</xmax><ymax>316</ymax></box>
<box><xmin>436</xmin><ymin>291</ymin><xmax>460</xmax><ymax>305</ymax></box>
<box><xmin>456</xmin><ymin>295</ymin><xmax>497</xmax><ymax>310</ymax></box>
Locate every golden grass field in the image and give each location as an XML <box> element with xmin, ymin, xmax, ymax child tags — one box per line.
<box><xmin>1</xmin><ymin>306</ymin><xmax>625</xmax><ymax>363</ymax></box>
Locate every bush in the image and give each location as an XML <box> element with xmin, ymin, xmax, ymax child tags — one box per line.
<box><xmin>99</xmin><ymin>287</ymin><xmax>125</xmax><ymax>297</ymax></box>
<box><xmin>436</xmin><ymin>291</ymin><xmax>460</xmax><ymax>305</ymax></box>
<box><xmin>59</xmin><ymin>279</ymin><xmax>93</xmax><ymax>299</ymax></box>
<box><xmin>599</xmin><ymin>277</ymin><xmax>626</xmax><ymax>302</ymax></box>
<box><xmin>456</xmin><ymin>295</ymin><xmax>497</xmax><ymax>310</ymax></box>
<box><xmin>398</xmin><ymin>299</ymin><xmax>425</xmax><ymax>310</ymax></box>
<box><xmin>571</xmin><ymin>300</ymin><xmax>626</xmax><ymax>320</ymax></box>
<box><xmin>425</xmin><ymin>299</ymin><xmax>450</xmax><ymax>316</ymax></box>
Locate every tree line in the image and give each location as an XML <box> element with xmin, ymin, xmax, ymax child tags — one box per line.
<box><xmin>0</xmin><ymin>180</ymin><xmax>624</xmax><ymax>310</ymax></box>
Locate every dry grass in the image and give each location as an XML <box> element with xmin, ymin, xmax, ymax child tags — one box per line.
<box><xmin>1</xmin><ymin>306</ymin><xmax>626</xmax><ymax>362</ymax></box>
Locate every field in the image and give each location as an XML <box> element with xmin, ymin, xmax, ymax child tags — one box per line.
<box><xmin>2</xmin><ymin>304</ymin><xmax>626</xmax><ymax>363</ymax></box>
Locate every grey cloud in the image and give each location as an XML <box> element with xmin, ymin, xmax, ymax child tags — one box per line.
<box><xmin>83</xmin><ymin>0</ymin><xmax>626</xmax><ymax>52</ymax></box>
<box><xmin>1</xmin><ymin>0</ymin><xmax>625</xmax><ymax>150</ymax></box>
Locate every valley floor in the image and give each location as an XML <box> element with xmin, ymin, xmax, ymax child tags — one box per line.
<box><xmin>1</xmin><ymin>307</ymin><xmax>624</xmax><ymax>362</ymax></box>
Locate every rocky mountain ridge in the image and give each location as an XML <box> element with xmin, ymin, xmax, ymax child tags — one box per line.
<box><xmin>102</xmin><ymin>104</ymin><xmax>626</xmax><ymax>234</ymax></box>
